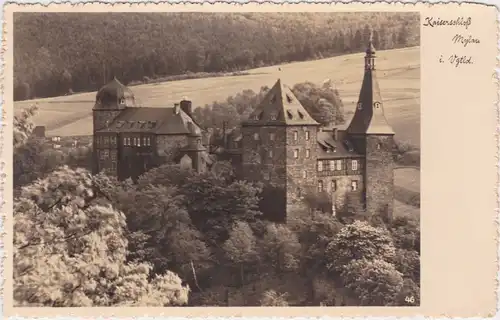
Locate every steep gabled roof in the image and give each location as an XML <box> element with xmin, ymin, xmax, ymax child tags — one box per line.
<box><xmin>316</xmin><ymin>130</ymin><xmax>363</xmax><ymax>159</ymax></box>
<box><xmin>242</xmin><ymin>79</ymin><xmax>319</xmax><ymax>127</ymax></box>
<box><xmin>95</xmin><ymin>106</ymin><xmax>203</xmax><ymax>135</ymax></box>
<box><xmin>346</xmin><ymin>41</ymin><xmax>395</xmax><ymax>135</ymax></box>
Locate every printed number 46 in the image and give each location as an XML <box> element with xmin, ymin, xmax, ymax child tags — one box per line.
<box><xmin>405</xmin><ymin>296</ymin><xmax>415</xmax><ymax>304</ymax></box>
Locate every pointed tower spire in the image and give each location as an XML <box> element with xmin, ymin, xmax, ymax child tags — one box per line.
<box><xmin>346</xmin><ymin>38</ymin><xmax>394</xmax><ymax>135</ymax></box>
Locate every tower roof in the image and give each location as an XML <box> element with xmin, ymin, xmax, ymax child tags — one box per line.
<box><xmin>346</xmin><ymin>41</ymin><xmax>394</xmax><ymax>135</ymax></box>
<box><xmin>94</xmin><ymin>77</ymin><xmax>135</xmax><ymax>110</ymax></box>
<box><xmin>242</xmin><ymin>79</ymin><xmax>319</xmax><ymax>126</ymax></box>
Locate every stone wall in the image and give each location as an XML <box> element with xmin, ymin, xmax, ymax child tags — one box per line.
<box><xmin>156</xmin><ymin>134</ymin><xmax>188</xmax><ymax>163</ymax></box>
<box><xmin>365</xmin><ymin>135</ymin><xmax>395</xmax><ymax>220</ymax></box>
<box><xmin>285</xmin><ymin>126</ymin><xmax>319</xmax><ymax>220</ymax></box>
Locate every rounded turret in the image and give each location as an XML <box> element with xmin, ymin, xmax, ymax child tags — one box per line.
<box><xmin>94</xmin><ymin>77</ymin><xmax>135</xmax><ymax>110</ymax></box>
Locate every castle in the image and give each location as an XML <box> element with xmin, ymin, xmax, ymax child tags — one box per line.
<box><xmin>92</xmin><ymin>40</ymin><xmax>395</xmax><ymax>221</ymax></box>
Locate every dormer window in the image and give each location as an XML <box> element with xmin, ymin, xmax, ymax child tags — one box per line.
<box><xmin>374</xmin><ymin>102</ymin><xmax>381</xmax><ymax>109</ymax></box>
<box><xmin>270</xmin><ymin>113</ymin><xmax>277</xmax><ymax>121</ymax></box>
<box><xmin>357</xmin><ymin>102</ymin><xmax>363</xmax><ymax>110</ymax></box>
<box><xmin>119</xmin><ymin>98</ymin><xmax>126</xmax><ymax>105</ymax></box>
<box><xmin>270</xmin><ymin>94</ymin><xmax>277</xmax><ymax>104</ymax></box>
<box><xmin>298</xmin><ymin>111</ymin><xmax>305</xmax><ymax>119</ymax></box>
<box><xmin>286</xmin><ymin>94</ymin><xmax>293</xmax><ymax>103</ymax></box>
<box><xmin>286</xmin><ymin>110</ymin><xmax>293</xmax><ymax>119</ymax></box>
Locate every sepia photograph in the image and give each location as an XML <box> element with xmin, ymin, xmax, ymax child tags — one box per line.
<box><xmin>12</xmin><ymin>11</ymin><xmax>421</xmax><ymax>307</ymax></box>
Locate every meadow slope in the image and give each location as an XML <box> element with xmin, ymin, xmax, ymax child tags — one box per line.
<box><xmin>15</xmin><ymin>46</ymin><xmax>420</xmax><ymax>146</ymax></box>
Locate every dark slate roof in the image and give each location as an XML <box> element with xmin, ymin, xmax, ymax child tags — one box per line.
<box><xmin>242</xmin><ymin>79</ymin><xmax>319</xmax><ymax>127</ymax></box>
<box><xmin>346</xmin><ymin>42</ymin><xmax>394</xmax><ymax>135</ymax></box>
<box><xmin>316</xmin><ymin>130</ymin><xmax>363</xmax><ymax>159</ymax></box>
<box><xmin>94</xmin><ymin>77</ymin><xmax>136</xmax><ymax>110</ymax></box>
<box><xmin>95</xmin><ymin>106</ymin><xmax>203</xmax><ymax>135</ymax></box>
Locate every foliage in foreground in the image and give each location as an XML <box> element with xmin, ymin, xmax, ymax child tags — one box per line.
<box><xmin>13</xmin><ymin>166</ymin><xmax>189</xmax><ymax>307</ymax></box>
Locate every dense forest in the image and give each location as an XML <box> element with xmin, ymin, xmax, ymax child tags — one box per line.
<box><xmin>14</xmin><ymin>12</ymin><xmax>420</xmax><ymax>100</ymax></box>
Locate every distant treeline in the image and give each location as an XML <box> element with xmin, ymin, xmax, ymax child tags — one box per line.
<box><xmin>14</xmin><ymin>12</ymin><xmax>420</xmax><ymax>100</ymax></box>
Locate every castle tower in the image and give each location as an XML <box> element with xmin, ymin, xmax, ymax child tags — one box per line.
<box><xmin>346</xmin><ymin>38</ymin><xmax>395</xmax><ymax>220</ymax></box>
<box><xmin>92</xmin><ymin>77</ymin><xmax>135</xmax><ymax>174</ymax></box>
<box><xmin>93</xmin><ymin>77</ymin><xmax>135</xmax><ymax>131</ymax></box>
<box><xmin>242</xmin><ymin>79</ymin><xmax>320</xmax><ymax>222</ymax></box>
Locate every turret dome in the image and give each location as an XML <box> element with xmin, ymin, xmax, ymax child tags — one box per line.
<box><xmin>94</xmin><ymin>77</ymin><xmax>136</xmax><ymax>110</ymax></box>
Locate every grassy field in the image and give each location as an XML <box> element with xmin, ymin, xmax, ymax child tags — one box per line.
<box><xmin>15</xmin><ymin>46</ymin><xmax>420</xmax><ymax>146</ymax></box>
<box><xmin>394</xmin><ymin>167</ymin><xmax>420</xmax><ymax>193</ymax></box>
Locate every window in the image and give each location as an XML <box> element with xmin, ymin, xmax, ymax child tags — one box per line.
<box><xmin>147</xmin><ymin>137</ymin><xmax>151</xmax><ymax>146</ymax></box>
<box><xmin>137</xmin><ymin>137</ymin><xmax>141</xmax><ymax>147</ymax></box>
<box><xmin>119</xmin><ymin>98</ymin><xmax>126</xmax><ymax>105</ymax></box>
<box><xmin>351</xmin><ymin>180</ymin><xmax>358</xmax><ymax>191</ymax></box>
<box><xmin>302</xmin><ymin>170</ymin><xmax>307</xmax><ymax>179</ymax></box>
<box><xmin>298</xmin><ymin>111</ymin><xmax>305</xmax><ymax>119</ymax></box>
<box><xmin>305</xmin><ymin>131</ymin><xmax>310</xmax><ymax>141</ymax></box>
<box><xmin>268</xmin><ymin>150</ymin><xmax>273</xmax><ymax>158</ymax></box>
<box><xmin>331</xmin><ymin>180</ymin><xmax>337</xmax><ymax>192</ymax></box>
<box><xmin>357</xmin><ymin>102</ymin><xmax>363</xmax><ymax>110</ymax></box>
<box><xmin>253</xmin><ymin>133</ymin><xmax>260</xmax><ymax>141</ymax></box>
<box><xmin>293</xmin><ymin>149</ymin><xmax>299</xmax><ymax>159</ymax></box>
<box><xmin>329</xmin><ymin>160</ymin><xmax>335</xmax><ymax>171</ymax></box>
<box><xmin>352</xmin><ymin>160</ymin><xmax>358</xmax><ymax>170</ymax></box>
<box><xmin>306</xmin><ymin>149</ymin><xmax>311</xmax><ymax>158</ymax></box>
<box><xmin>270</xmin><ymin>113</ymin><xmax>277</xmax><ymax>121</ymax></box>
<box><xmin>318</xmin><ymin>161</ymin><xmax>323</xmax><ymax>172</ymax></box>
<box><xmin>110</xmin><ymin>136</ymin><xmax>117</xmax><ymax>146</ymax></box>
<box><xmin>293</xmin><ymin>131</ymin><xmax>298</xmax><ymax>141</ymax></box>
<box><xmin>318</xmin><ymin>180</ymin><xmax>324</xmax><ymax>193</ymax></box>
<box><xmin>336</xmin><ymin>160</ymin><xmax>343</xmax><ymax>171</ymax></box>
<box><xmin>100</xmin><ymin>150</ymin><xmax>109</xmax><ymax>160</ymax></box>
<box><xmin>377</xmin><ymin>143</ymin><xmax>382</xmax><ymax>150</ymax></box>
<box><xmin>133</xmin><ymin>137</ymin><xmax>137</xmax><ymax>146</ymax></box>
<box><xmin>126</xmin><ymin>137</ymin><xmax>131</xmax><ymax>146</ymax></box>
<box><xmin>111</xmin><ymin>161</ymin><xmax>117</xmax><ymax>171</ymax></box>
<box><xmin>270</xmin><ymin>133</ymin><xmax>276</xmax><ymax>141</ymax></box>
<box><xmin>297</xmin><ymin>187</ymin><xmax>302</xmax><ymax>197</ymax></box>
<box><xmin>263</xmin><ymin>172</ymin><xmax>270</xmax><ymax>180</ymax></box>
<box><xmin>110</xmin><ymin>151</ymin><xmax>117</xmax><ymax>161</ymax></box>
<box><xmin>103</xmin><ymin>136</ymin><xmax>109</xmax><ymax>146</ymax></box>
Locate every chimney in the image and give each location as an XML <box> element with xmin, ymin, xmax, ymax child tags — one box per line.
<box><xmin>332</xmin><ymin>128</ymin><xmax>338</xmax><ymax>141</ymax></box>
<box><xmin>174</xmin><ymin>103</ymin><xmax>180</xmax><ymax>114</ymax></box>
<box><xmin>180</xmin><ymin>99</ymin><xmax>193</xmax><ymax>116</ymax></box>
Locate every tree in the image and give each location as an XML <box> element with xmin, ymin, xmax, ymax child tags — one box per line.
<box><xmin>292</xmin><ymin>82</ymin><xmax>345</xmax><ymax>126</ymax></box>
<box><xmin>341</xmin><ymin>259</ymin><xmax>404</xmax><ymax>306</ymax></box>
<box><xmin>14</xmin><ymin>106</ymin><xmax>68</xmax><ymax>188</ymax></box>
<box><xmin>260</xmin><ymin>223</ymin><xmax>302</xmax><ymax>273</ymax></box>
<box><xmin>179</xmin><ymin>172</ymin><xmax>263</xmax><ymax>243</ymax></box>
<box><xmin>113</xmin><ymin>184</ymin><xmax>212</xmax><ymax>279</ymax></box>
<box><xmin>222</xmin><ymin>221</ymin><xmax>259</xmax><ymax>286</ymax></box>
<box><xmin>326</xmin><ymin>220</ymin><xmax>396</xmax><ymax>273</ymax></box>
<box><xmin>260</xmin><ymin>290</ymin><xmax>289</xmax><ymax>306</ymax></box>
<box><xmin>13</xmin><ymin>166</ymin><xmax>189</xmax><ymax>307</ymax></box>
<box><xmin>393</xmin><ymin>248</ymin><xmax>420</xmax><ymax>283</ymax></box>
<box><xmin>389</xmin><ymin>216</ymin><xmax>420</xmax><ymax>253</ymax></box>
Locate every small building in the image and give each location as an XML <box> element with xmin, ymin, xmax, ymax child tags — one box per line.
<box><xmin>32</xmin><ymin>126</ymin><xmax>46</xmax><ymax>138</ymax></box>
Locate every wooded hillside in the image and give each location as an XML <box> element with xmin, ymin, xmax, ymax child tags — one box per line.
<box><xmin>14</xmin><ymin>12</ymin><xmax>420</xmax><ymax>100</ymax></box>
